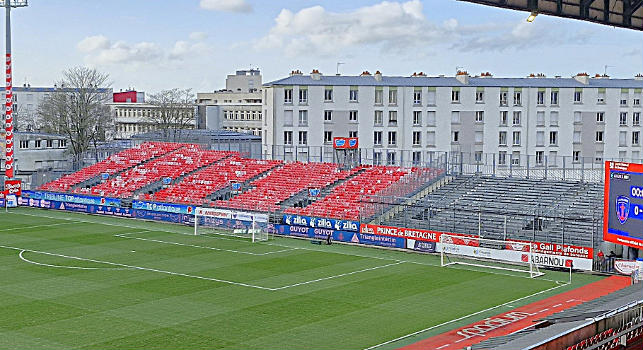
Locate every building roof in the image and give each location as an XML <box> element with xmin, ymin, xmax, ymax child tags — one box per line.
<box><xmin>131</xmin><ymin>129</ymin><xmax>261</xmax><ymax>142</ymax></box>
<box><xmin>12</xmin><ymin>86</ymin><xmax>112</xmax><ymax>93</ymax></box>
<box><xmin>265</xmin><ymin>75</ymin><xmax>643</xmax><ymax>88</ymax></box>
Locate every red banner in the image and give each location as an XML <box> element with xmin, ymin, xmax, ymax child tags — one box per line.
<box><xmin>4</xmin><ymin>179</ymin><xmax>21</xmax><ymax>196</ymax></box>
<box><xmin>359</xmin><ymin>223</ymin><xmax>479</xmax><ymax>246</ymax></box>
<box><xmin>5</xmin><ymin>53</ymin><xmax>14</xmax><ymax>179</ymax></box>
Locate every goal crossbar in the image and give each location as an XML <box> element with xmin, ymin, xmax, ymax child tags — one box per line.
<box><xmin>194</xmin><ymin>207</ymin><xmax>269</xmax><ymax>242</ymax></box>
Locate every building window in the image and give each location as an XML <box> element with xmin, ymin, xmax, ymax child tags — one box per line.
<box><xmin>298</xmin><ymin>88</ymin><xmax>308</xmax><ymax>104</ymax></box>
<box><xmin>574</xmin><ymin>90</ymin><xmax>582</xmax><ymax>103</ymax></box>
<box><xmin>374</xmin><ymin>110</ymin><xmax>383</xmax><ymax>125</ymax></box>
<box><xmin>46</xmin><ymin>139</ymin><xmax>53</xmax><ymax>148</ymax></box>
<box><xmin>511</xmin><ymin>152</ymin><xmax>521</xmax><ymax>166</ymax></box>
<box><xmin>349</xmin><ymin>110</ymin><xmax>358</xmax><ymax>122</ymax></box>
<box><xmin>573</xmin><ymin>111</ymin><xmax>582</xmax><ymax>123</ymax></box>
<box><xmin>412</xmin><ymin>151</ymin><xmax>422</xmax><ymax>166</ymax></box>
<box><xmin>596</xmin><ymin>131</ymin><xmax>604</xmax><ymax>142</ymax></box>
<box><xmin>284</xmin><ymin>110</ymin><xmax>293</xmax><ymax>126</ymax></box>
<box><xmin>475</xmin><ymin>131</ymin><xmax>483</xmax><ymax>144</ymax></box>
<box><xmin>621</xmin><ymin>92</ymin><xmax>628</xmax><ymax>106</ymax></box>
<box><xmin>499</xmin><ymin>131</ymin><xmax>507</xmax><ymax>146</ymax></box>
<box><xmin>427</xmin><ymin>111</ymin><xmax>436</xmax><ymax>126</ymax></box>
<box><xmin>35</xmin><ymin>140</ymin><xmax>42</xmax><ymax>148</ymax></box>
<box><xmin>498</xmin><ymin>151</ymin><xmax>507</xmax><ymax>165</ymax></box>
<box><xmin>634</xmin><ymin>112</ymin><xmax>640</xmax><ymax>126</ymax></box>
<box><xmin>373</xmin><ymin>152</ymin><xmax>382</xmax><ymax>165</ymax></box>
<box><xmin>633</xmin><ymin>131</ymin><xmax>640</xmax><ymax>146</ymax></box>
<box><xmin>375</xmin><ymin>88</ymin><xmax>383</xmax><ymax>105</ymax></box>
<box><xmin>536</xmin><ymin>151</ymin><xmax>544</xmax><ymax>165</ymax></box>
<box><xmin>512</xmin><ymin>111</ymin><xmax>521</xmax><ymax>126</ymax></box>
<box><xmin>500</xmin><ymin>111</ymin><xmax>508</xmax><ymax>126</ymax></box>
<box><xmin>595</xmin><ymin>151</ymin><xmax>604</xmax><ymax>163</ymax></box>
<box><xmin>512</xmin><ymin>131</ymin><xmax>521</xmax><ymax>146</ymax></box>
<box><xmin>596</xmin><ymin>112</ymin><xmax>604</xmax><ymax>122</ymax></box>
<box><xmin>549</xmin><ymin>131</ymin><xmax>558</xmax><ymax>146</ymax></box>
<box><xmin>19</xmin><ymin>140</ymin><xmax>29</xmax><ymax>149</ymax></box>
<box><xmin>537</xmin><ymin>91</ymin><xmax>545</xmax><ymax>105</ymax></box>
<box><xmin>284</xmin><ymin>88</ymin><xmax>293</xmax><ymax>103</ymax></box>
<box><xmin>551</xmin><ymin>91</ymin><xmax>559</xmax><ymax>105</ymax></box>
<box><xmin>412</xmin><ymin>131</ymin><xmax>421</xmax><ymax>146</ymax></box>
<box><xmin>427</xmin><ymin>131</ymin><xmax>436</xmax><ymax>146</ymax></box>
<box><xmin>324</xmin><ymin>110</ymin><xmax>333</xmax><ymax>122</ymax></box>
<box><xmin>620</xmin><ymin>112</ymin><xmax>628</xmax><ymax>126</ymax></box>
<box><xmin>284</xmin><ymin>131</ymin><xmax>293</xmax><ymax>145</ymax></box>
<box><xmin>388</xmin><ymin>111</ymin><xmax>398</xmax><ymax>125</ymax></box>
<box><xmin>324</xmin><ymin>131</ymin><xmax>333</xmax><ymax>143</ymax></box>
<box><xmin>373</xmin><ymin>131</ymin><xmax>382</xmax><ymax>146</ymax></box>
<box><xmin>620</xmin><ymin>131</ymin><xmax>628</xmax><ymax>146</ymax></box>
<box><xmin>476</xmin><ymin>90</ymin><xmax>484</xmax><ymax>103</ymax></box>
<box><xmin>451</xmin><ymin>111</ymin><xmax>461</xmax><ymax>124</ymax></box>
<box><xmin>413</xmin><ymin>89</ymin><xmax>422</xmax><ymax>105</ymax></box>
<box><xmin>298</xmin><ymin>110</ymin><xmax>308</xmax><ymax>126</ymax></box>
<box><xmin>452</xmin><ymin>131</ymin><xmax>459</xmax><ymax>143</ymax></box>
<box><xmin>475</xmin><ymin>111</ymin><xmax>484</xmax><ymax>123</ymax></box>
<box><xmin>474</xmin><ymin>151</ymin><xmax>483</xmax><ymax>163</ymax></box>
<box><xmin>536</xmin><ymin>131</ymin><xmax>544</xmax><ymax>146</ymax></box>
<box><xmin>536</xmin><ymin>111</ymin><xmax>545</xmax><ymax>126</ymax></box>
<box><xmin>59</xmin><ymin>139</ymin><xmax>67</xmax><ymax>148</ymax></box>
<box><xmin>573</xmin><ymin>151</ymin><xmax>581</xmax><ymax>163</ymax></box>
<box><xmin>349</xmin><ymin>87</ymin><xmax>358</xmax><ymax>102</ymax></box>
<box><xmin>298</xmin><ymin>131</ymin><xmax>307</xmax><ymax>145</ymax></box>
<box><xmin>597</xmin><ymin>91</ymin><xmax>606</xmax><ymax>104</ymax></box>
<box><xmin>550</xmin><ymin>111</ymin><xmax>559</xmax><ymax>126</ymax></box>
<box><xmin>389</xmin><ymin>88</ymin><xmax>398</xmax><ymax>105</ymax></box>
<box><xmin>427</xmin><ymin>90</ymin><xmax>436</xmax><ymax>105</ymax></box>
<box><xmin>324</xmin><ymin>87</ymin><xmax>333</xmax><ymax>102</ymax></box>
<box><xmin>451</xmin><ymin>89</ymin><xmax>460</xmax><ymax>103</ymax></box>
<box><xmin>634</xmin><ymin>98</ymin><xmax>640</xmax><ymax>106</ymax></box>
<box><xmin>388</xmin><ymin>131</ymin><xmax>397</xmax><ymax>146</ymax></box>
<box><xmin>499</xmin><ymin>91</ymin><xmax>508</xmax><ymax>106</ymax></box>
<box><xmin>573</xmin><ymin>131</ymin><xmax>581</xmax><ymax>143</ymax></box>
<box><xmin>386</xmin><ymin>152</ymin><xmax>396</xmax><ymax>165</ymax></box>
<box><xmin>513</xmin><ymin>91</ymin><xmax>522</xmax><ymax>106</ymax></box>
<box><xmin>413</xmin><ymin>111</ymin><xmax>422</xmax><ymax>126</ymax></box>
<box><xmin>349</xmin><ymin>131</ymin><xmax>358</xmax><ymax>138</ymax></box>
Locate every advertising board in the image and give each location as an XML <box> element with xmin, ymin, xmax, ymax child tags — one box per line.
<box><xmin>604</xmin><ymin>161</ymin><xmax>643</xmax><ymax>248</ymax></box>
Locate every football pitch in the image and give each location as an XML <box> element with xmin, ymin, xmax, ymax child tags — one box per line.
<box><xmin>0</xmin><ymin>207</ymin><xmax>603</xmax><ymax>350</ymax></box>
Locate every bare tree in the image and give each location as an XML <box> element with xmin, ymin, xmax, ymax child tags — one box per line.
<box><xmin>146</xmin><ymin>88</ymin><xmax>196</xmax><ymax>141</ymax></box>
<box><xmin>37</xmin><ymin>67</ymin><xmax>113</xmax><ymax>167</ymax></box>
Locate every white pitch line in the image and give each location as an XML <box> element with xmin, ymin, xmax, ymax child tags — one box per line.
<box><xmin>19</xmin><ymin>250</ymin><xmax>130</xmax><ymax>270</ymax></box>
<box><xmin>362</xmin><ymin>282</ymin><xmax>568</xmax><ymax>350</ymax></box>
<box><xmin>271</xmin><ymin>261</ymin><xmax>406</xmax><ymax>291</ymax></box>
<box><xmin>0</xmin><ymin>244</ymin><xmax>274</xmax><ymax>291</ymax></box>
<box><xmin>0</xmin><ymin>222</ymin><xmax>78</xmax><ymax>232</ymax></box>
<box><xmin>113</xmin><ymin>233</ymin><xmax>298</xmax><ymax>256</ymax></box>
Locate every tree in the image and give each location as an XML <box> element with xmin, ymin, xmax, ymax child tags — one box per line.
<box><xmin>37</xmin><ymin>67</ymin><xmax>113</xmax><ymax>167</ymax></box>
<box><xmin>146</xmin><ymin>88</ymin><xmax>196</xmax><ymax>141</ymax></box>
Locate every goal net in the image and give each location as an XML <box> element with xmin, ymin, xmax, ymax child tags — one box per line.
<box><xmin>440</xmin><ymin>234</ymin><xmax>544</xmax><ymax>278</ymax></box>
<box><xmin>194</xmin><ymin>207</ymin><xmax>270</xmax><ymax>242</ymax></box>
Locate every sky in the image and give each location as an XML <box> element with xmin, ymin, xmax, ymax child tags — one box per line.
<box><xmin>7</xmin><ymin>0</ymin><xmax>643</xmax><ymax>93</ymax></box>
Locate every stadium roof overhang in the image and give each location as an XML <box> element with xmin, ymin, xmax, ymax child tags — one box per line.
<box><xmin>458</xmin><ymin>0</ymin><xmax>643</xmax><ymax>30</ymax></box>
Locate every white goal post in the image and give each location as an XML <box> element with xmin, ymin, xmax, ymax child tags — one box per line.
<box><xmin>194</xmin><ymin>207</ymin><xmax>270</xmax><ymax>242</ymax></box>
<box><xmin>440</xmin><ymin>234</ymin><xmax>545</xmax><ymax>279</ymax></box>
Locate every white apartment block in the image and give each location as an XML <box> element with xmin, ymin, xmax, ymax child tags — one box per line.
<box><xmin>197</xmin><ymin>70</ymin><xmax>263</xmax><ymax>136</ymax></box>
<box><xmin>263</xmin><ymin>71</ymin><xmax>643</xmax><ymax>166</ymax></box>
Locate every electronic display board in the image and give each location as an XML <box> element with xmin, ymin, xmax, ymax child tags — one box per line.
<box><xmin>604</xmin><ymin>161</ymin><xmax>643</xmax><ymax>248</ymax></box>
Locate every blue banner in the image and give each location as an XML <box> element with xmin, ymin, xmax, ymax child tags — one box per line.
<box><xmin>282</xmin><ymin>214</ymin><xmax>359</xmax><ymax>232</ymax></box>
<box><xmin>134</xmin><ymin>209</ymin><xmax>183</xmax><ymax>223</ymax></box>
<box><xmin>132</xmin><ymin>200</ymin><xmax>195</xmax><ymax>215</ymax></box>
<box><xmin>0</xmin><ymin>198</ymin><xmax>4</xmax><ymax>207</ymax></box>
<box><xmin>274</xmin><ymin>225</ymin><xmax>406</xmax><ymax>249</ymax></box>
<box><xmin>22</xmin><ymin>190</ymin><xmax>121</xmax><ymax>207</ymax></box>
<box><xmin>409</xmin><ymin>240</ymin><xmax>437</xmax><ymax>253</ymax></box>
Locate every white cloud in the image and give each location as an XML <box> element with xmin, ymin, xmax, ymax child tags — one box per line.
<box><xmin>78</xmin><ymin>34</ymin><xmax>211</xmax><ymax>65</ymax></box>
<box><xmin>189</xmin><ymin>31</ymin><xmax>208</xmax><ymax>41</ymax></box>
<box><xmin>200</xmin><ymin>0</ymin><xmax>252</xmax><ymax>13</ymax></box>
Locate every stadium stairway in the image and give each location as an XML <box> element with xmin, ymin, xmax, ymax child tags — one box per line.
<box><xmin>204</xmin><ymin>161</ymin><xmax>284</xmax><ymax>202</ymax></box>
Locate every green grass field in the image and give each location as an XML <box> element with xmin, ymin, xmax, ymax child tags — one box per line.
<box><xmin>0</xmin><ymin>207</ymin><xmax>603</xmax><ymax>350</ymax></box>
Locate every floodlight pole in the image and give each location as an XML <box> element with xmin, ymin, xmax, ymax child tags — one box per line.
<box><xmin>3</xmin><ymin>0</ymin><xmax>27</xmax><ymax>182</ymax></box>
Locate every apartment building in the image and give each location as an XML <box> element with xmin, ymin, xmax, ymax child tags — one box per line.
<box><xmin>263</xmin><ymin>70</ymin><xmax>643</xmax><ymax>166</ymax></box>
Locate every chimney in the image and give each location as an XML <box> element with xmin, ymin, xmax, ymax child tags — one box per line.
<box><xmin>635</xmin><ymin>74</ymin><xmax>643</xmax><ymax>81</ymax></box>
<box><xmin>456</xmin><ymin>70</ymin><xmax>469</xmax><ymax>85</ymax></box>
<box><xmin>310</xmin><ymin>69</ymin><xmax>322</xmax><ymax>80</ymax></box>
<box><xmin>290</xmin><ymin>70</ymin><xmax>303</xmax><ymax>77</ymax></box>
<box><xmin>374</xmin><ymin>71</ymin><xmax>383</xmax><ymax>82</ymax></box>
<box><xmin>480</xmin><ymin>72</ymin><xmax>492</xmax><ymax>78</ymax></box>
<box><xmin>360</xmin><ymin>71</ymin><xmax>371</xmax><ymax>76</ymax></box>
<box><xmin>573</xmin><ymin>72</ymin><xmax>589</xmax><ymax>84</ymax></box>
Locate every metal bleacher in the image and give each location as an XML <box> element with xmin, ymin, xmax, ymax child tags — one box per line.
<box><xmin>381</xmin><ymin>175</ymin><xmax>604</xmax><ymax>248</ymax></box>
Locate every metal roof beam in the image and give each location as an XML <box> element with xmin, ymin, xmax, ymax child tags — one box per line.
<box><xmin>580</xmin><ymin>0</ymin><xmax>596</xmax><ymax>17</ymax></box>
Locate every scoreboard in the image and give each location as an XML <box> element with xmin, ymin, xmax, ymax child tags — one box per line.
<box><xmin>604</xmin><ymin>161</ymin><xmax>643</xmax><ymax>248</ymax></box>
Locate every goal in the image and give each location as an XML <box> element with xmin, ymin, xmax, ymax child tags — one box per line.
<box><xmin>194</xmin><ymin>207</ymin><xmax>270</xmax><ymax>242</ymax></box>
<box><xmin>440</xmin><ymin>234</ymin><xmax>544</xmax><ymax>278</ymax></box>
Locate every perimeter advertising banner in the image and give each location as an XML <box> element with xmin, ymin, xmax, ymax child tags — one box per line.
<box><xmin>23</xmin><ymin>190</ymin><xmax>121</xmax><ymax>207</ymax></box>
<box><xmin>274</xmin><ymin>224</ymin><xmax>406</xmax><ymax>249</ymax></box>
<box><xmin>604</xmin><ymin>161</ymin><xmax>643</xmax><ymax>248</ymax></box>
<box><xmin>360</xmin><ymin>223</ymin><xmax>479</xmax><ymax>246</ymax></box>
<box><xmin>4</xmin><ymin>179</ymin><xmax>21</xmax><ymax>196</ymax></box>
<box><xmin>132</xmin><ymin>200</ymin><xmax>194</xmax><ymax>215</ymax></box>
<box><xmin>282</xmin><ymin>214</ymin><xmax>359</xmax><ymax>232</ymax></box>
